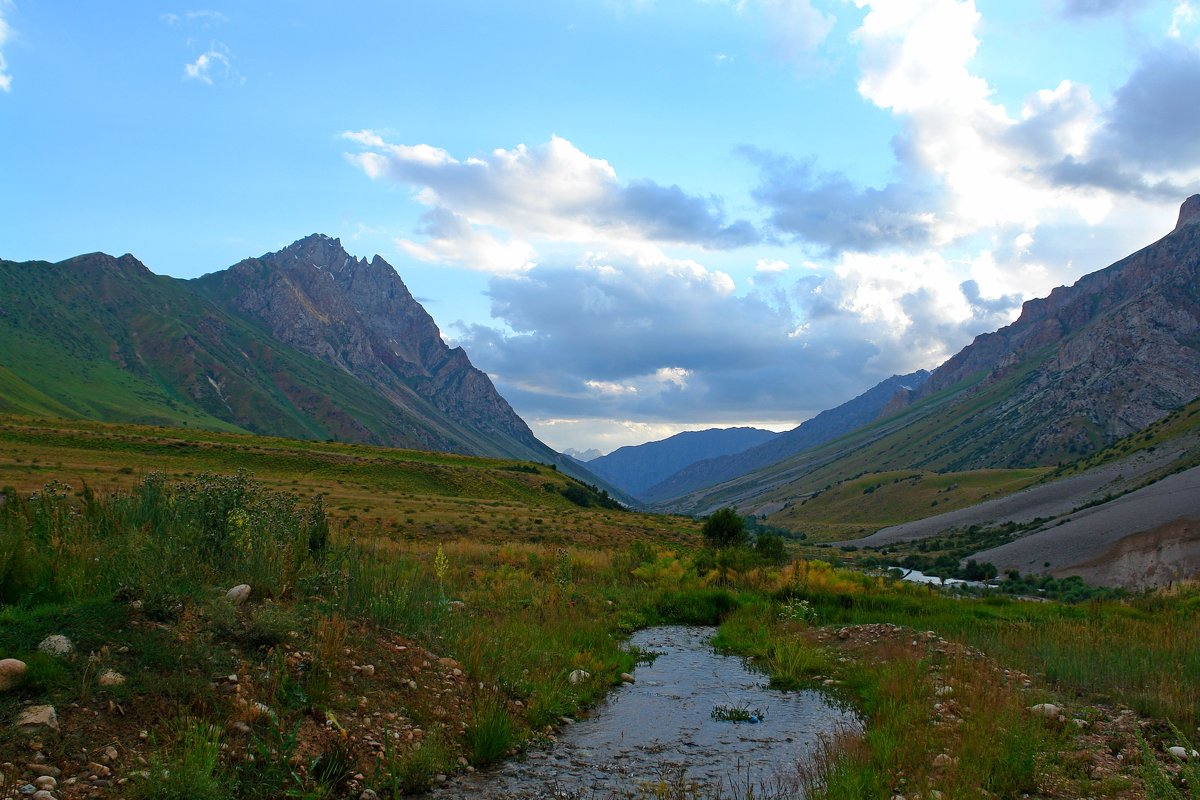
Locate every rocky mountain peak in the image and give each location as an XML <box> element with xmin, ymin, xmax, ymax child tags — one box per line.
<box><xmin>1175</xmin><ymin>194</ymin><xmax>1200</xmax><ymax>233</ymax></box>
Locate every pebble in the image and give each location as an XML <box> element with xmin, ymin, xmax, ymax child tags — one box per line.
<box><xmin>225</xmin><ymin>584</ymin><xmax>251</xmax><ymax>605</ymax></box>
<box><xmin>37</xmin><ymin>635</ymin><xmax>73</xmax><ymax>658</ymax></box>
<box><xmin>34</xmin><ymin>776</ymin><xmax>57</xmax><ymax>791</ymax></box>
<box><xmin>0</xmin><ymin>658</ymin><xmax>27</xmax><ymax>691</ymax></box>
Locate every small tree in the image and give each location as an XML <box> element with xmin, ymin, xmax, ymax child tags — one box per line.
<box><xmin>754</xmin><ymin>532</ymin><xmax>787</xmax><ymax>564</ymax></box>
<box><xmin>701</xmin><ymin>507</ymin><xmax>747</xmax><ymax>549</ymax></box>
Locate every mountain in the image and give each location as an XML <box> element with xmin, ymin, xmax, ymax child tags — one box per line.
<box><xmin>659</xmin><ymin>197</ymin><xmax>1200</xmax><ymax>518</ymax></box>
<box><xmin>563</xmin><ymin>448</ymin><xmax>604</xmax><ymax>462</ymax></box>
<box><xmin>583</xmin><ymin>427</ymin><xmax>779</xmax><ymax>498</ymax></box>
<box><xmin>642</xmin><ymin>371</ymin><xmax>929</xmax><ymax>504</ymax></box>
<box><xmin>192</xmin><ymin>234</ymin><xmax>551</xmax><ymax>462</ymax></box>
<box><xmin>0</xmin><ymin>237</ymin><xmax>627</xmax><ymax>499</ymax></box>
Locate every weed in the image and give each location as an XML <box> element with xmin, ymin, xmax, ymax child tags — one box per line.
<box><xmin>467</xmin><ymin>691</ymin><xmax>515</xmax><ymax>766</ymax></box>
<box><xmin>133</xmin><ymin>719</ymin><xmax>229</xmax><ymax>800</ymax></box>
<box><xmin>710</xmin><ymin>703</ymin><xmax>766</xmax><ymax>723</ymax></box>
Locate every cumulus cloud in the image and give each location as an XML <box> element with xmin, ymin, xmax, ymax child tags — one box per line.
<box><xmin>0</xmin><ymin>8</ymin><xmax>13</xmax><ymax>93</ymax></box>
<box><xmin>743</xmin><ymin>147</ymin><xmax>942</xmax><ymax>252</ymax></box>
<box><xmin>454</xmin><ymin>246</ymin><xmax>1023</xmax><ymax>445</ymax></box>
<box><xmin>745</xmin><ymin>0</ymin><xmax>1199</xmax><ymax>257</ymax></box>
<box><xmin>342</xmin><ymin>133</ymin><xmax>760</xmax><ymax>272</ymax></box>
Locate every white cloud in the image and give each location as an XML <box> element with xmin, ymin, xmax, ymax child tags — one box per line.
<box><xmin>341</xmin><ymin>132</ymin><xmax>760</xmax><ymax>273</ymax></box>
<box><xmin>183</xmin><ymin>43</ymin><xmax>241</xmax><ymax>86</ymax></box>
<box><xmin>755</xmin><ymin>258</ymin><xmax>790</xmax><ymax>273</ymax></box>
<box><xmin>0</xmin><ymin>8</ymin><xmax>13</xmax><ymax>93</ymax></box>
<box><xmin>1169</xmin><ymin>1</ymin><xmax>1195</xmax><ymax>37</ymax></box>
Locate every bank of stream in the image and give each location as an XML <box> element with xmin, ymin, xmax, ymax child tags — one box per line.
<box><xmin>438</xmin><ymin>625</ymin><xmax>858</xmax><ymax>799</ymax></box>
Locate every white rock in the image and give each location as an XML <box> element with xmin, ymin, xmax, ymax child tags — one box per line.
<box><xmin>1167</xmin><ymin>745</ymin><xmax>1199</xmax><ymax>760</ymax></box>
<box><xmin>15</xmin><ymin>705</ymin><xmax>59</xmax><ymax>734</ymax></box>
<box><xmin>34</xmin><ymin>775</ymin><xmax>57</xmax><ymax>791</ymax></box>
<box><xmin>225</xmin><ymin>584</ymin><xmax>251</xmax><ymax>605</ymax></box>
<box><xmin>568</xmin><ymin>669</ymin><xmax>590</xmax><ymax>685</ymax></box>
<box><xmin>37</xmin><ymin>635</ymin><xmax>73</xmax><ymax>657</ymax></box>
<box><xmin>98</xmin><ymin>669</ymin><xmax>125</xmax><ymax>687</ymax></box>
<box><xmin>0</xmin><ymin>658</ymin><xmax>27</xmax><ymax>691</ymax></box>
<box><xmin>1030</xmin><ymin>703</ymin><xmax>1061</xmax><ymax>719</ymax></box>
<box><xmin>620</xmin><ymin>672</ymin><xmax>635</xmax><ymax>684</ymax></box>
<box><xmin>935</xmin><ymin>685</ymin><xmax>953</xmax><ymax>697</ymax></box>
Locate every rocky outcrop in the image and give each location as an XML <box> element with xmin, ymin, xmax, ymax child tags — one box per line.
<box><xmin>912</xmin><ymin>196</ymin><xmax>1200</xmax><ymax>465</ymax></box>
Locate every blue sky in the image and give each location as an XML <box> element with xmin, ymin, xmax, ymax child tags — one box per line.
<box><xmin>3</xmin><ymin>0</ymin><xmax>1199</xmax><ymax>453</ymax></box>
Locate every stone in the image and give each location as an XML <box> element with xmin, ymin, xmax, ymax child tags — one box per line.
<box><xmin>448</xmin><ymin>600</ymin><xmax>466</xmax><ymax>611</ymax></box>
<box><xmin>103</xmin><ymin>745</ymin><xmax>118</xmax><ymax>763</ymax></box>
<box><xmin>360</xmin><ymin>791</ymin><xmax>380</xmax><ymax>800</ymax></box>
<box><xmin>568</xmin><ymin>669</ymin><xmax>590</xmax><ymax>685</ymax></box>
<box><xmin>620</xmin><ymin>672</ymin><xmax>635</xmax><ymax>684</ymax></box>
<box><xmin>1030</xmin><ymin>703</ymin><xmax>1061</xmax><ymax>719</ymax></box>
<box><xmin>1167</xmin><ymin>745</ymin><xmax>1199</xmax><ymax>760</ymax></box>
<box><xmin>0</xmin><ymin>658</ymin><xmax>27</xmax><ymax>691</ymax></box>
<box><xmin>15</xmin><ymin>706</ymin><xmax>59</xmax><ymax>735</ymax></box>
<box><xmin>37</xmin><ymin>635</ymin><xmax>73</xmax><ymax>658</ymax></box>
<box><xmin>33</xmin><ymin>776</ymin><xmax>56</xmax><ymax>791</ymax></box>
<box><xmin>98</xmin><ymin>669</ymin><xmax>125</xmax><ymax>687</ymax></box>
<box><xmin>359</xmin><ymin>664</ymin><xmax>376</xmax><ymax>677</ymax></box>
<box><xmin>225</xmin><ymin>584</ymin><xmax>251</xmax><ymax>605</ymax></box>
<box><xmin>33</xmin><ymin>791</ymin><xmax>53</xmax><ymax>800</ymax></box>
<box><xmin>932</xmin><ymin>753</ymin><xmax>952</xmax><ymax>769</ymax></box>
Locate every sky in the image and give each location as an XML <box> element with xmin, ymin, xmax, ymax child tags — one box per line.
<box><xmin>2</xmin><ymin>1</ymin><xmax>1199</xmax><ymax>454</ymax></box>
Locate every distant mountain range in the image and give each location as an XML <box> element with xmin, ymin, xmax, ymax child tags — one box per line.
<box><xmin>563</xmin><ymin>448</ymin><xmax>604</xmax><ymax>462</ymax></box>
<box><xmin>639</xmin><ymin>371</ymin><xmax>929</xmax><ymax>503</ymax></box>
<box><xmin>582</xmin><ymin>427</ymin><xmax>780</xmax><ymax>498</ymax></box>
<box><xmin>657</xmin><ymin>196</ymin><xmax>1200</xmax><ymax>518</ymax></box>
<box><xmin>0</xmin><ymin>235</ymin><xmax>624</xmax><ymax>498</ymax></box>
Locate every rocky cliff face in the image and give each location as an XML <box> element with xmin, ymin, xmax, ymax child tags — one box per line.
<box><xmin>913</xmin><ymin>196</ymin><xmax>1200</xmax><ymax>463</ymax></box>
<box><xmin>194</xmin><ymin>235</ymin><xmax>549</xmax><ymax>460</ymax></box>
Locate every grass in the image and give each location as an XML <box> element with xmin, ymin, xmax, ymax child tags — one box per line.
<box><xmin>2</xmin><ymin>446</ymin><xmax>1199</xmax><ymax>798</ymax></box>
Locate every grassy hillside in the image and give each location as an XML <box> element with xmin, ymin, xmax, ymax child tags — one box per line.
<box><xmin>0</xmin><ymin>415</ymin><xmax>681</xmax><ymax>548</ymax></box>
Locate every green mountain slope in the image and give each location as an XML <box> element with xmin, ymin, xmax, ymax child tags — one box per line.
<box><xmin>659</xmin><ymin>198</ymin><xmax>1200</xmax><ymax>525</ymax></box>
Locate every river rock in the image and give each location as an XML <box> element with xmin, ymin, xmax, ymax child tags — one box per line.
<box><xmin>620</xmin><ymin>672</ymin><xmax>635</xmax><ymax>684</ymax></box>
<box><xmin>33</xmin><ymin>791</ymin><xmax>54</xmax><ymax>800</ymax></box>
<box><xmin>0</xmin><ymin>658</ymin><xmax>27</xmax><ymax>691</ymax></box>
<box><xmin>34</xmin><ymin>776</ymin><xmax>57</xmax><ymax>791</ymax></box>
<box><xmin>568</xmin><ymin>669</ymin><xmax>590</xmax><ymax>685</ymax></box>
<box><xmin>15</xmin><ymin>705</ymin><xmax>59</xmax><ymax>734</ymax></box>
<box><xmin>37</xmin><ymin>635</ymin><xmax>73</xmax><ymax>657</ymax></box>
<box><xmin>225</xmin><ymin>584</ymin><xmax>251</xmax><ymax>605</ymax></box>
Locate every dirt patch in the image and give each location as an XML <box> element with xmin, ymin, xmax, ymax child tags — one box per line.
<box><xmin>1057</xmin><ymin>517</ymin><xmax>1200</xmax><ymax>589</ymax></box>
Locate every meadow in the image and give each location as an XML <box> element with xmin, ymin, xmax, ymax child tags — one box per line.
<box><xmin>1</xmin><ymin>416</ymin><xmax>1198</xmax><ymax>798</ymax></box>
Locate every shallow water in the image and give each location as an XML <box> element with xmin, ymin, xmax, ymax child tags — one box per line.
<box><xmin>438</xmin><ymin>626</ymin><xmax>858</xmax><ymax>799</ymax></box>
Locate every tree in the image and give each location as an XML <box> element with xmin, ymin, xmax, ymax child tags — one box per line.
<box><xmin>754</xmin><ymin>532</ymin><xmax>787</xmax><ymax>564</ymax></box>
<box><xmin>701</xmin><ymin>507</ymin><xmax>747</xmax><ymax>549</ymax></box>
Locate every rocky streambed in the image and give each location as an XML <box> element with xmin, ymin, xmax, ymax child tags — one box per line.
<box><xmin>438</xmin><ymin>626</ymin><xmax>858</xmax><ymax>799</ymax></box>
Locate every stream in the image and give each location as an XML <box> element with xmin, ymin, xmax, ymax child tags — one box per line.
<box><xmin>437</xmin><ymin>625</ymin><xmax>859</xmax><ymax>799</ymax></box>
